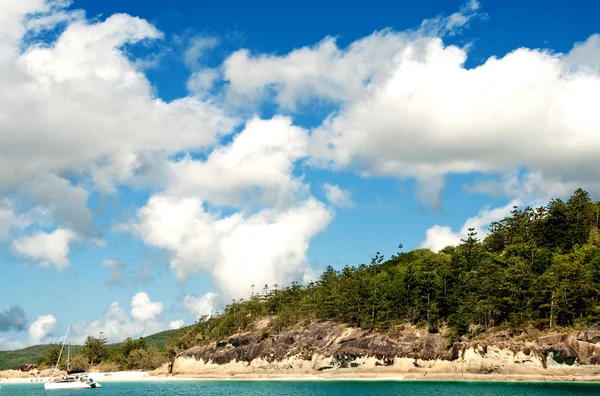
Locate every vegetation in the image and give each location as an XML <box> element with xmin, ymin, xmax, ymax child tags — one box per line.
<box><xmin>166</xmin><ymin>188</ymin><xmax>600</xmax><ymax>353</ymax></box>
<box><xmin>0</xmin><ymin>330</ymin><xmax>176</xmax><ymax>371</ymax></box>
<box><xmin>3</xmin><ymin>188</ymin><xmax>600</xmax><ymax>371</ymax></box>
<box><xmin>0</xmin><ymin>345</ymin><xmax>51</xmax><ymax>371</ymax></box>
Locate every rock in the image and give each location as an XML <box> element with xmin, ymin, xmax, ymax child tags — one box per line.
<box><xmin>18</xmin><ymin>364</ymin><xmax>38</xmax><ymax>372</ymax></box>
<box><xmin>165</xmin><ymin>322</ymin><xmax>600</xmax><ymax>377</ymax></box>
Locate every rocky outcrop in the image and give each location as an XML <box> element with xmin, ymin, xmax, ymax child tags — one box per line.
<box><xmin>163</xmin><ymin>322</ymin><xmax>600</xmax><ymax>377</ymax></box>
<box><xmin>18</xmin><ymin>364</ymin><xmax>38</xmax><ymax>372</ymax></box>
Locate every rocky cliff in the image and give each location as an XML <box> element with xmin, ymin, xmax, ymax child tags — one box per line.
<box><xmin>157</xmin><ymin>321</ymin><xmax>600</xmax><ymax>379</ymax></box>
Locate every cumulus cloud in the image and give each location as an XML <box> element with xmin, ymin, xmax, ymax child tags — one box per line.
<box><xmin>0</xmin><ymin>305</ymin><xmax>27</xmax><ymax>332</ymax></box>
<box><xmin>223</xmin><ymin>4</ymin><xmax>600</xmax><ymax>207</ymax></box>
<box><xmin>28</xmin><ymin>314</ymin><xmax>57</xmax><ymax>344</ymax></box>
<box><xmin>82</xmin><ymin>292</ymin><xmax>167</xmax><ymax>343</ymax></box>
<box><xmin>183</xmin><ymin>293</ymin><xmax>219</xmax><ymax>319</ymax></box>
<box><xmin>163</xmin><ymin>117</ymin><xmax>310</xmax><ymax>208</ymax></box>
<box><xmin>169</xmin><ymin>320</ymin><xmax>184</xmax><ymax>329</ymax></box>
<box><xmin>0</xmin><ymin>0</ymin><xmax>236</xmax><ymax>271</ymax></box>
<box><xmin>223</xmin><ymin>1</ymin><xmax>482</xmax><ymax>111</ymax></box>
<box><xmin>0</xmin><ymin>7</ymin><xmax>234</xmax><ymax>192</ymax></box>
<box><xmin>135</xmin><ymin>195</ymin><xmax>332</xmax><ymax>300</ymax></box>
<box><xmin>13</xmin><ymin>228</ymin><xmax>79</xmax><ymax>270</ymax></box>
<box><xmin>130</xmin><ymin>292</ymin><xmax>163</xmax><ymax>321</ymax></box>
<box><xmin>124</xmin><ymin>115</ymin><xmax>333</xmax><ymax>302</ymax></box>
<box><xmin>421</xmin><ymin>200</ymin><xmax>519</xmax><ymax>252</ymax></box>
<box><xmin>323</xmin><ymin>183</ymin><xmax>354</xmax><ymax>208</ymax></box>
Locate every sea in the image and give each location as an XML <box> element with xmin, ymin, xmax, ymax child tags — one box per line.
<box><xmin>3</xmin><ymin>380</ymin><xmax>600</xmax><ymax>395</ymax></box>
<box><xmin>2</xmin><ymin>380</ymin><xmax>600</xmax><ymax>395</ymax></box>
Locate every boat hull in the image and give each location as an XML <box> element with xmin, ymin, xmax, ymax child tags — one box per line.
<box><xmin>45</xmin><ymin>382</ymin><xmax>101</xmax><ymax>390</ymax></box>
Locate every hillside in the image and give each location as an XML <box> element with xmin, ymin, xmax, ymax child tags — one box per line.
<box><xmin>0</xmin><ymin>345</ymin><xmax>51</xmax><ymax>371</ymax></box>
<box><xmin>155</xmin><ymin>188</ymin><xmax>600</xmax><ymax>377</ymax></box>
<box><xmin>0</xmin><ymin>328</ymin><xmax>179</xmax><ymax>370</ymax></box>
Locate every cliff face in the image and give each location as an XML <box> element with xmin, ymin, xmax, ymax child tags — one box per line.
<box><xmin>164</xmin><ymin>322</ymin><xmax>600</xmax><ymax>377</ymax></box>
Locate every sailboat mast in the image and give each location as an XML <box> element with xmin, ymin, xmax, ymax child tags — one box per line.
<box><xmin>67</xmin><ymin>311</ymin><xmax>72</xmax><ymax>373</ymax></box>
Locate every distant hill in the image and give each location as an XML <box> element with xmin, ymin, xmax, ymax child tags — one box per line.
<box><xmin>0</xmin><ymin>328</ymin><xmax>179</xmax><ymax>370</ymax></box>
<box><xmin>0</xmin><ymin>345</ymin><xmax>51</xmax><ymax>371</ymax></box>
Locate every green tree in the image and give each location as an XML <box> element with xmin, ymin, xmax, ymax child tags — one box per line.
<box><xmin>39</xmin><ymin>344</ymin><xmax>63</xmax><ymax>368</ymax></box>
<box><xmin>82</xmin><ymin>333</ymin><xmax>108</xmax><ymax>365</ymax></box>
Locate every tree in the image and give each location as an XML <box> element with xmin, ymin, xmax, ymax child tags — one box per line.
<box><xmin>82</xmin><ymin>333</ymin><xmax>108</xmax><ymax>365</ymax></box>
<box><xmin>460</xmin><ymin>227</ymin><xmax>480</xmax><ymax>269</ymax></box>
<box><xmin>39</xmin><ymin>344</ymin><xmax>63</xmax><ymax>368</ymax></box>
<box><xmin>70</xmin><ymin>354</ymin><xmax>90</xmax><ymax>372</ymax></box>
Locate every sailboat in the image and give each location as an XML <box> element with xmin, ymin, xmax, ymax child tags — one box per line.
<box><xmin>44</xmin><ymin>316</ymin><xmax>101</xmax><ymax>390</ymax></box>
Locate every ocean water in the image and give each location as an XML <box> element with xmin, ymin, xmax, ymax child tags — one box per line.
<box><xmin>2</xmin><ymin>380</ymin><xmax>600</xmax><ymax>395</ymax></box>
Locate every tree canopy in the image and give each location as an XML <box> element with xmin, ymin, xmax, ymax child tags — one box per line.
<box><xmin>168</xmin><ymin>188</ymin><xmax>600</xmax><ymax>351</ymax></box>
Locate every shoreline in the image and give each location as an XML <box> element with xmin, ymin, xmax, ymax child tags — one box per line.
<box><xmin>3</xmin><ymin>371</ymin><xmax>600</xmax><ymax>384</ymax></box>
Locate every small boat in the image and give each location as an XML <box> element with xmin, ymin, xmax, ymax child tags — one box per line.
<box><xmin>45</xmin><ymin>370</ymin><xmax>101</xmax><ymax>389</ymax></box>
<box><xmin>44</xmin><ymin>317</ymin><xmax>101</xmax><ymax>390</ymax></box>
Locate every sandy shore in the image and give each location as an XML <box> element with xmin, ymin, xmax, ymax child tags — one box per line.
<box><xmin>2</xmin><ymin>370</ymin><xmax>600</xmax><ymax>384</ymax></box>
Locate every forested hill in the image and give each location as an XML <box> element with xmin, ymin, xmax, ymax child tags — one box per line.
<box><xmin>166</xmin><ymin>188</ymin><xmax>600</xmax><ymax>356</ymax></box>
<box><xmin>0</xmin><ymin>329</ymin><xmax>177</xmax><ymax>371</ymax></box>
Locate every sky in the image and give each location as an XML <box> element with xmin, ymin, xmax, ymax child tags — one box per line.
<box><xmin>1</xmin><ymin>0</ymin><xmax>600</xmax><ymax>350</ymax></box>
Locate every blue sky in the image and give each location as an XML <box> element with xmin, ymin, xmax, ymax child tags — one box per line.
<box><xmin>1</xmin><ymin>0</ymin><xmax>600</xmax><ymax>349</ymax></box>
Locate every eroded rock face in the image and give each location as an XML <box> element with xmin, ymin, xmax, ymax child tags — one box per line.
<box><xmin>169</xmin><ymin>323</ymin><xmax>600</xmax><ymax>376</ymax></box>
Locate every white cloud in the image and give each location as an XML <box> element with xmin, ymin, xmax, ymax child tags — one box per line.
<box><xmin>0</xmin><ymin>0</ymin><xmax>235</xmax><ymax>202</ymax></box>
<box><xmin>13</xmin><ymin>228</ymin><xmax>79</xmax><ymax>270</ymax></box>
<box><xmin>183</xmin><ymin>293</ymin><xmax>219</xmax><ymax>319</ymax></box>
<box><xmin>0</xmin><ymin>0</ymin><xmax>237</xmax><ymax>272</ymax></box>
<box><xmin>134</xmin><ymin>195</ymin><xmax>332</xmax><ymax>300</ymax></box>
<box><xmin>223</xmin><ymin>5</ymin><xmax>600</xmax><ymax>206</ymax></box>
<box><xmin>126</xmin><ymin>115</ymin><xmax>333</xmax><ymax>303</ymax></box>
<box><xmin>164</xmin><ymin>117</ymin><xmax>310</xmax><ymax>208</ymax></box>
<box><xmin>169</xmin><ymin>320</ymin><xmax>184</xmax><ymax>330</ymax></box>
<box><xmin>323</xmin><ymin>183</ymin><xmax>354</xmax><ymax>208</ymax></box>
<box><xmin>307</xmin><ymin>36</ymin><xmax>600</xmax><ymax>204</ymax></box>
<box><xmin>184</xmin><ymin>36</ymin><xmax>219</xmax><ymax>69</ymax></box>
<box><xmin>223</xmin><ymin>1</ymin><xmax>482</xmax><ymax>111</ymax></box>
<box><xmin>81</xmin><ymin>292</ymin><xmax>167</xmax><ymax>343</ymax></box>
<box><xmin>418</xmin><ymin>0</ymin><xmax>483</xmax><ymax>37</ymax></box>
<box><xmin>130</xmin><ymin>292</ymin><xmax>163</xmax><ymax>321</ymax></box>
<box><xmin>187</xmin><ymin>68</ymin><xmax>220</xmax><ymax>96</ymax></box>
<box><xmin>28</xmin><ymin>314</ymin><xmax>57</xmax><ymax>344</ymax></box>
<box><xmin>421</xmin><ymin>200</ymin><xmax>519</xmax><ymax>252</ymax></box>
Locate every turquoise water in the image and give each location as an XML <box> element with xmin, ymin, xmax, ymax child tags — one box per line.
<box><xmin>2</xmin><ymin>381</ymin><xmax>600</xmax><ymax>395</ymax></box>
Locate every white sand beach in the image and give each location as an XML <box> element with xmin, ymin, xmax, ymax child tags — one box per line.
<box><xmin>3</xmin><ymin>369</ymin><xmax>600</xmax><ymax>384</ymax></box>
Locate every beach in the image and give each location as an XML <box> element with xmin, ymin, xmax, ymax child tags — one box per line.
<box><xmin>3</xmin><ymin>370</ymin><xmax>600</xmax><ymax>384</ymax></box>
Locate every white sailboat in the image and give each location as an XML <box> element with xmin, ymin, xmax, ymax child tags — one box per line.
<box><xmin>44</xmin><ymin>316</ymin><xmax>101</xmax><ymax>390</ymax></box>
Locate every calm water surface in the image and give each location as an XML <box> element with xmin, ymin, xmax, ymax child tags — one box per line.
<box><xmin>2</xmin><ymin>381</ymin><xmax>600</xmax><ymax>395</ymax></box>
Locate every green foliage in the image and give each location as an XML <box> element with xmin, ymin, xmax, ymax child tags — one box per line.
<box><xmin>166</xmin><ymin>188</ymin><xmax>600</xmax><ymax>347</ymax></box>
<box><xmin>81</xmin><ymin>334</ymin><xmax>109</xmax><ymax>365</ymax></box>
<box><xmin>0</xmin><ymin>330</ymin><xmax>177</xmax><ymax>370</ymax></box>
<box><xmin>70</xmin><ymin>354</ymin><xmax>90</xmax><ymax>371</ymax></box>
<box><xmin>38</xmin><ymin>344</ymin><xmax>63</xmax><ymax>369</ymax></box>
<box><xmin>0</xmin><ymin>345</ymin><xmax>50</xmax><ymax>370</ymax></box>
